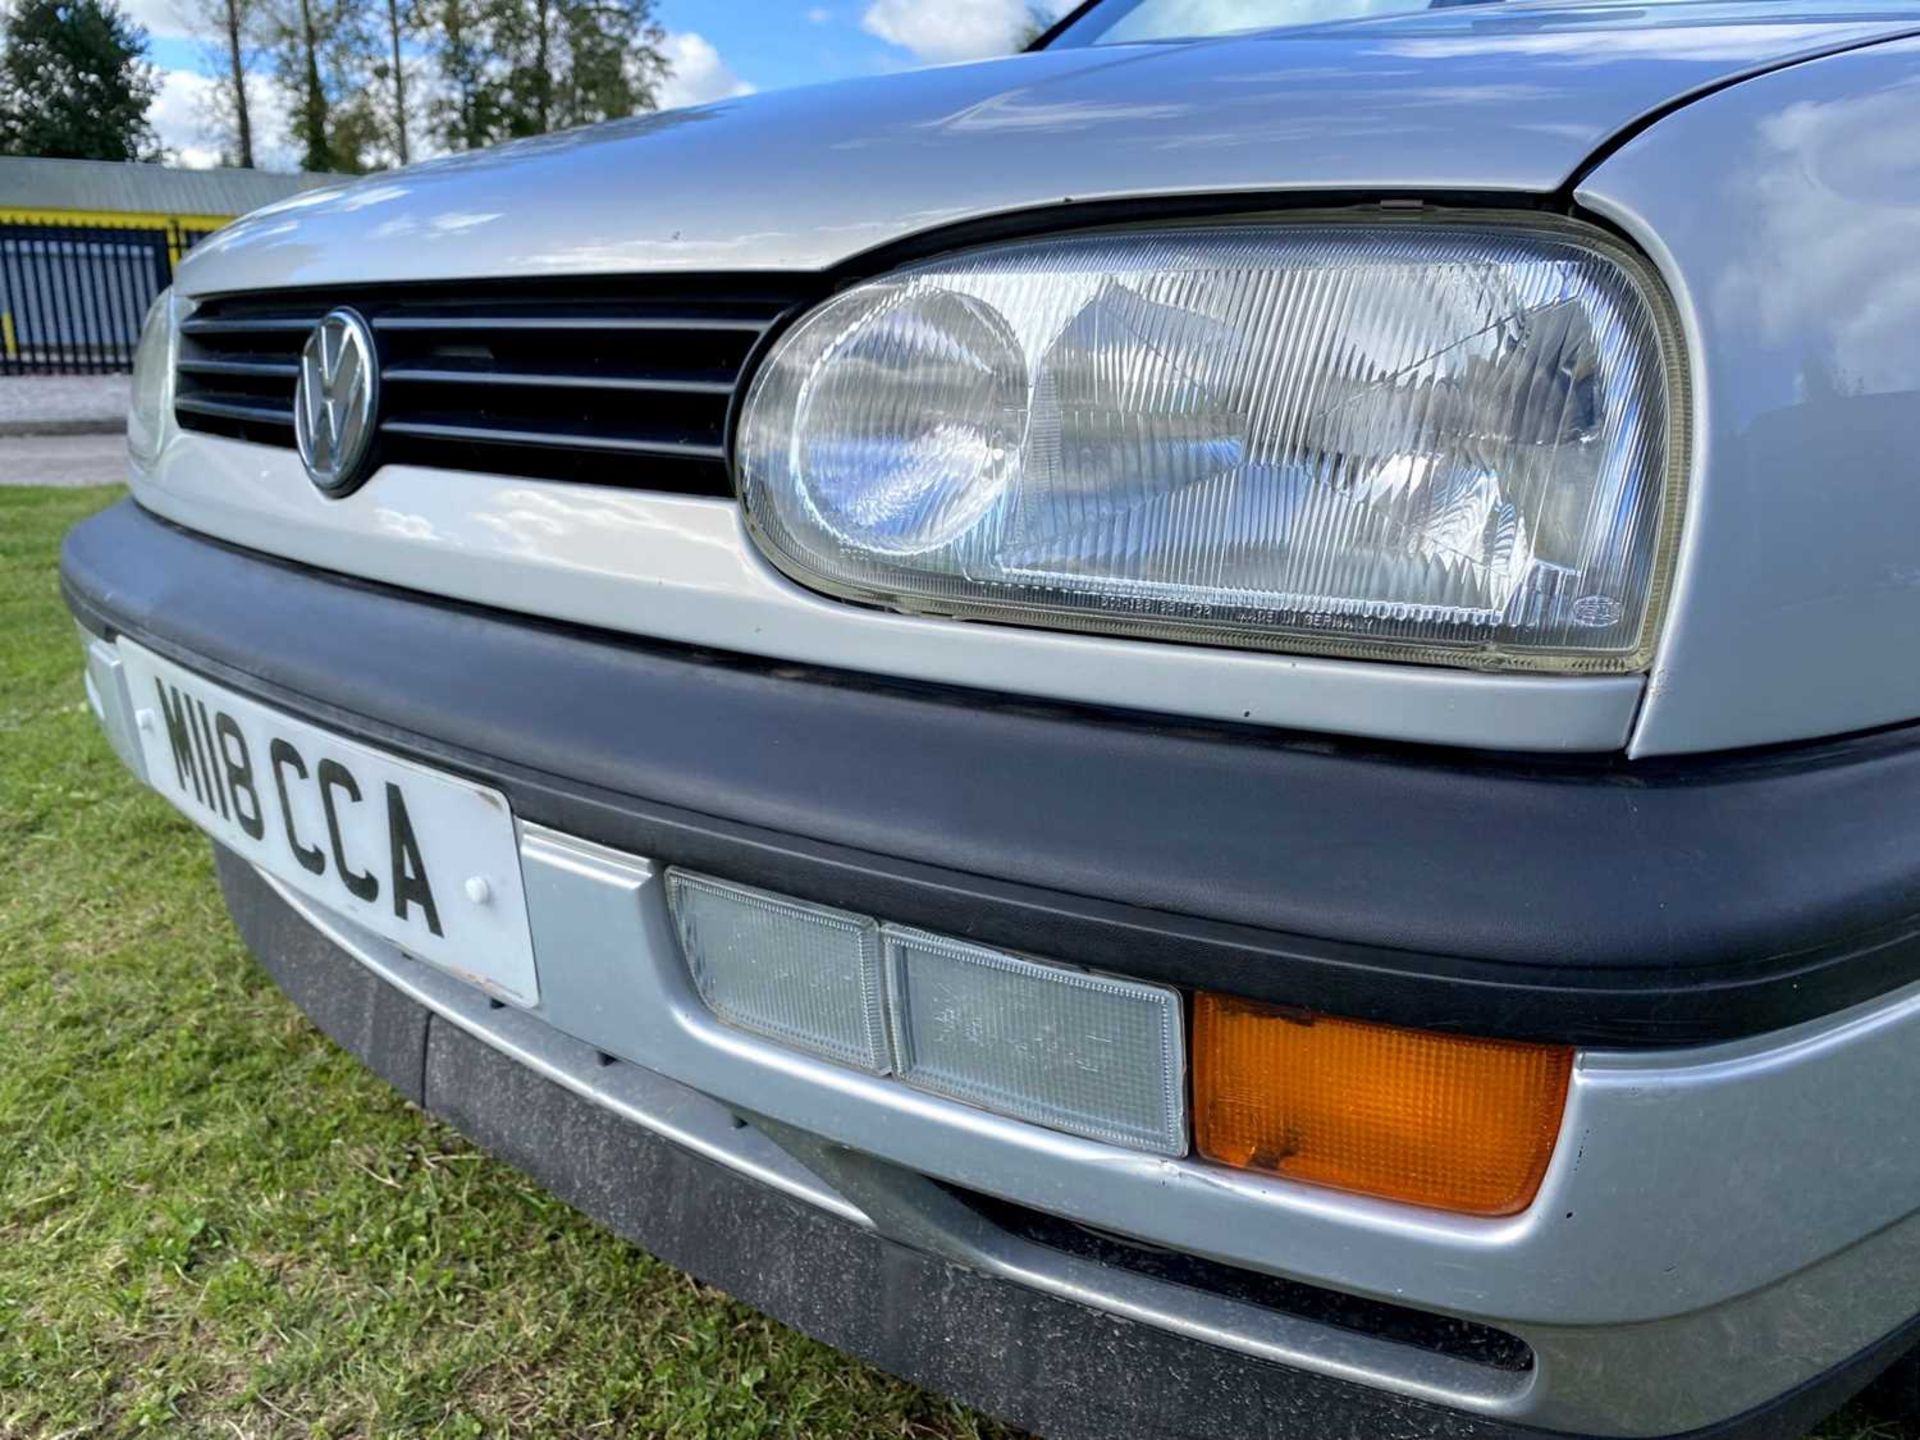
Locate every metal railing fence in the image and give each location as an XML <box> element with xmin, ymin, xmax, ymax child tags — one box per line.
<box><xmin>0</xmin><ymin>218</ymin><xmax>217</xmax><ymax>375</ymax></box>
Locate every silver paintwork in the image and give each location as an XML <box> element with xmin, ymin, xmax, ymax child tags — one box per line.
<box><xmin>293</xmin><ymin>309</ymin><xmax>379</xmax><ymax>494</ymax></box>
<box><xmin>126</xmin><ymin>434</ymin><xmax>1645</xmax><ymax>752</ymax></box>
<box><xmin>218</xmin><ymin>817</ymin><xmax>1920</xmax><ymax>1435</ymax></box>
<box><xmin>501</xmin><ymin>823</ymin><xmax>1920</xmax><ymax>1338</ymax></box>
<box><xmin>174</xmin><ymin>5</ymin><xmax>1920</xmax><ymax>298</ymax></box>
<box><xmin>142</xmin><ymin>2</ymin><xmax>1920</xmax><ymax>752</ymax></box>
<box><xmin>1578</xmin><ymin>36</ymin><xmax>1920</xmax><ymax>754</ymax></box>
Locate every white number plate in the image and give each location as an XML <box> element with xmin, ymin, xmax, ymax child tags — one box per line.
<box><xmin>118</xmin><ymin>640</ymin><xmax>539</xmax><ymax>1006</ymax></box>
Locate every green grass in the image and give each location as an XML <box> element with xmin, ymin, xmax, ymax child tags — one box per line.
<box><xmin>0</xmin><ymin>485</ymin><xmax>1901</xmax><ymax>1439</ymax></box>
<box><xmin>0</xmin><ymin>484</ymin><xmax>1012</xmax><ymax>1438</ymax></box>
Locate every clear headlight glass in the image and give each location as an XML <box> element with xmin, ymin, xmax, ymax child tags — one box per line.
<box><xmin>128</xmin><ymin>287</ymin><xmax>178</xmax><ymax>471</ymax></box>
<box><xmin>737</xmin><ymin>220</ymin><xmax>1686</xmax><ymax>672</ymax></box>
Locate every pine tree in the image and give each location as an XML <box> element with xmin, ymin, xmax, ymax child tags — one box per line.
<box><xmin>0</xmin><ymin>0</ymin><xmax>160</xmax><ymax>161</ymax></box>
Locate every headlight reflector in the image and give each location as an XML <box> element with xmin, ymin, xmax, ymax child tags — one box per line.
<box><xmin>738</xmin><ymin>220</ymin><xmax>1684</xmax><ymax>671</ymax></box>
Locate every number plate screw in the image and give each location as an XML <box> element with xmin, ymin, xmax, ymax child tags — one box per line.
<box><xmin>464</xmin><ymin>876</ymin><xmax>493</xmax><ymax>906</ymax></box>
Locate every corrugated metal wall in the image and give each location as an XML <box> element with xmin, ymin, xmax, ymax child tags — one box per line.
<box><xmin>0</xmin><ymin>156</ymin><xmax>339</xmax><ymax>225</ymax></box>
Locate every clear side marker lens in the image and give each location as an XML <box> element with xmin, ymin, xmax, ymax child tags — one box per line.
<box><xmin>666</xmin><ymin>870</ymin><xmax>890</xmax><ymax>1075</ymax></box>
<box><xmin>884</xmin><ymin>927</ymin><xmax>1186</xmax><ymax>1155</ymax></box>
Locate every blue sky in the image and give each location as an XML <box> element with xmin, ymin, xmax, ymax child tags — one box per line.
<box><xmin>134</xmin><ymin>0</ymin><xmax>1079</xmax><ymax>169</ymax></box>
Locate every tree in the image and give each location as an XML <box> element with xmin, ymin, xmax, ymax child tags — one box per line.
<box><xmin>423</xmin><ymin>0</ymin><xmax>667</xmax><ymax>151</ymax></box>
<box><xmin>183</xmin><ymin>0</ymin><xmax>258</xmax><ymax>166</ymax></box>
<box><xmin>0</xmin><ymin>0</ymin><xmax>160</xmax><ymax>161</ymax></box>
<box><xmin>374</xmin><ymin>0</ymin><xmax>408</xmax><ymax>162</ymax></box>
<box><xmin>257</xmin><ymin>0</ymin><xmax>376</xmax><ymax>171</ymax></box>
<box><xmin>423</xmin><ymin>0</ymin><xmax>494</xmax><ymax>152</ymax></box>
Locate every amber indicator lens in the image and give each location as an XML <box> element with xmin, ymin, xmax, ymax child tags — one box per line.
<box><xmin>1193</xmin><ymin>995</ymin><xmax>1573</xmax><ymax>1217</ymax></box>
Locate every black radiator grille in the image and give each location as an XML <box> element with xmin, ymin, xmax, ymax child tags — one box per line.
<box><xmin>173</xmin><ymin>277</ymin><xmax>822</xmax><ymax>495</ymax></box>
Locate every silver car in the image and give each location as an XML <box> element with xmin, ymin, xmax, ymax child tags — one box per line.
<box><xmin>64</xmin><ymin>1</ymin><xmax>1920</xmax><ymax>1435</ymax></box>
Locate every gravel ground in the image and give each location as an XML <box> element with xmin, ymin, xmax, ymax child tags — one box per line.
<box><xmin>0</xmin><ymin>374</ymin><xmax>130</xmax><ymax>436</ymax></box>
<box><xmin>0</xmin><ymin>433</ymin><xmax>129</xmax><ymax>487</ymax></box>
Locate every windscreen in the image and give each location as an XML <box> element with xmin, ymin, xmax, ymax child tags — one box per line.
<box><xmin>1048</xmin><ymin>0</ymin><xmax>1600</xmax><ymax>46</ymax></box>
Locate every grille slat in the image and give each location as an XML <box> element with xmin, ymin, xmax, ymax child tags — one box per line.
<box><xmin>381</xmin><ymin>418</ymin><xmax>728</xmax><ymax>461</ymax></box>
<box><xmin>178</xmin><ymin>357</ymin><xmax>301</xmax><ymax>380</ymax></box>
<box><xmin>173</xmin><ymin>277</ymin><xmax>819</xmax><ymax>495</ymax></box>
<box><xmin>381</xmin><ymin>365</ymin><xmax>738</xmax><ymax>396</ymax></box>
<box><xmin>175</xmin><ymin>394</ymin><xmax>298</xmax><ymax>428</ymax></box>
<box><xmin>181</xmin><ymin>316</ymin><xmax>322</xmax><ymax>336</ymax></box>
<box><xmin>372</xmin><ymin>314</ymin><xmax>776</xmax><ymax>334</ymax></box>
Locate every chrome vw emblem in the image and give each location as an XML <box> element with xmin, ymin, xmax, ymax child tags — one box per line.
<box><xmin>294</xmin><ymin>308</ymin><xmax>379</xmax><ymax>494</ymax></box>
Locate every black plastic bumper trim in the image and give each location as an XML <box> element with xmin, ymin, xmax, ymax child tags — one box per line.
<box><xmin>218</xmin><ymin>849</ymin><xmax>1919</xmax><ymax>1440</ymax></box>
<box><xmin>64</xmin><ymin>498</ymin><xmax>1920</xmax><ymax>1047</ymax></box>
<box><xmin>948</xmin><ymin>1186</ymin><xmax>1536</xmax><ymax>1373</ymax></box>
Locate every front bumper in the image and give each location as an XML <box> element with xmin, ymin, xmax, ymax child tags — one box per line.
<box><xmin>214</xmin><ymin>850</ymin><xmax>1918</xmax><ymax>1440</ymax></box>
<box><xmin>64</xmin><ymin>499</ymin><xmax>1920</xmax><ymax>1439</ymax></box>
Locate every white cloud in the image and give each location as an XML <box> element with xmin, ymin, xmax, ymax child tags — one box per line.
<box><xmin>119</xmin><ymin>0</ymin><xmax>195</xmax><ymax>42</ymax></box>
<box><xmin>151</xmin><ymin>66</ymin><xmax>299</xmax><ymax>171</ymax></box>
<box><xmin>806</xmin><ymin>5</ymin><xmax>832</xmax><ymax>20</ymax></box>
<box><xmin>655</xmin><ymin>32</ymin><xmax>755</xmax><ymax>110</ymax></box>
<box><xmin>150</xmin><ymin>68</ymin><xmax>222</xmax><ymax>167</ymax></box>
<box><xmin>861</xmin><ymin>0</ymin><xmax>1074</xmax><ymax>62</ymax></box>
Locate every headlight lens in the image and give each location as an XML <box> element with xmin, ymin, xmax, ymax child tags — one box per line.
<box><xmin>128</xmin><ymin>287</ymin><xmax>177</xmax><ymax>470</ymax></box>
<box><xmin>737</xmin><ymin>220</ymin><xmax>1685</xmax><ymax>671</ymax></box>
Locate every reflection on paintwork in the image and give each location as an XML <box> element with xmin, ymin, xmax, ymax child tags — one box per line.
<box><xmin>1387</xmin><ymin>22</ymin><xmax>1890</xmax><ymax>64</ymax></box>
<box><xmin>471</xmin><ymin>487</ymin><xmax>746</xmax><ymax>577</ymax></box>
<box><xmin>1580</xmin><ymin>38</ymin><xmax>1920</xmax><ymax>754</ymax></box>
<box><xmin>1714</xmin><ymin>77</ymin><xmax>1920</xmax><ymax>397</ymax></box>
<box><xmin>944</xmin><ymin>98</ymin><xmax>1194</xmax><ymax>131</ymax></box>
<box><xmin>372</xmin><ymin>508</ymin><xmax>444</xmax><ymax>543</ymax></box>
<box><xmin>174</xmin><ymin>7</ymin><xmax>1919</xmax><ymax>295</ymax></box>
<box><xmin>368</xmin><ymin>211</ymin><xmax>505</xmax><ymax>241</ymax></box>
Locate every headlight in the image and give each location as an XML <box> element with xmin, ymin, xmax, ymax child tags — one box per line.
<box><xmin>737</xmin><ymin>219</ymin><xmax>1686</xmax><ymax>672</ymax></box>
<box><xmin>128</xmin><ymin>287</ymin><xmax>177</xmax><ymax>470</ymax></box>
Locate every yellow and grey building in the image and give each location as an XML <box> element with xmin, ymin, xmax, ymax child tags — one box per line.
<box><xmin>0</xmin><ymin>154</ymin><xmax>337</xmax><ymax>245</ymax></box>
